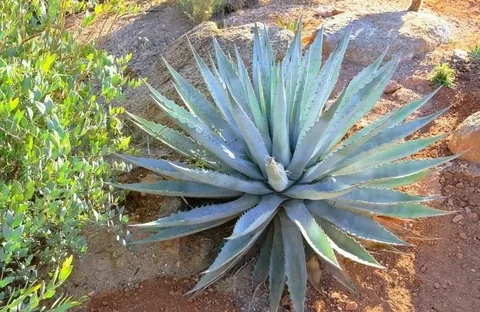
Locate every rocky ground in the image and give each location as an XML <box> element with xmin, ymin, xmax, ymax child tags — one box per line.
<box><xmin>65</xmin><ymin>0</ymin><xmax>480</xmax><ymax>311</ymax></box>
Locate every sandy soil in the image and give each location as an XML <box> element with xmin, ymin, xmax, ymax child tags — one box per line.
<box><xmin>74</xmin><ymin>0</ymin><xmax>480</xmax><ymax>311</ymax></box>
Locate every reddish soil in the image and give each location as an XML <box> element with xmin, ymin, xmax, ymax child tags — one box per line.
<box><xmin>81</xmin><ymin>1</ymin><xmax>480</xmax><ymax>311</ymax></box>
<box><xmin>85</xmin><ymin>276</ymin><xmax>237</xmax><ymax>312</ymax></box>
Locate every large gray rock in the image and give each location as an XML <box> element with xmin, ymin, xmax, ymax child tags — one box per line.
<box><xmin>121</xmin><ymin>22</ymin><xmax>293</xmax><ymax>127</ymax></box>
<box><xmin>322</xmin><ymin>11</ymin><xmax>452</xmax><ymax>65</ymax></box>
<box><xmin>448</xmin><ymin>111</ymin><xmax>480</xmax><ymax>164</ymax></box>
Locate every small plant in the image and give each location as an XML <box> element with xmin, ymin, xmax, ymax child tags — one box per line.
<box><xmin>430</xmin><ymin>63</ymin><xmax>456</xmax><ymax>87</ymax></box>
<box><xmin>114</xmin><ymin>24</ymin><xmax>452</xmax><ymax>311</ymax></box>
<box><xmin>276</xmin><ymin>15</ymin><xmax>315</xmax><ymax>34</ymax></box>
<box><xmin>177</xmin><ymin>0</ymin><xmax>226</xmax><ymax>24</ymax></box>
<box><xmin>469</xmin><ymin>45</ymin><xmax>480</xmax><ymax>61</ymax></box>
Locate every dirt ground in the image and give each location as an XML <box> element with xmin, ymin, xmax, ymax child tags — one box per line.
<box><xmin>75</xmin><ymin>0</ymin><xmax>480</xmax><ymax>311</ymax></box>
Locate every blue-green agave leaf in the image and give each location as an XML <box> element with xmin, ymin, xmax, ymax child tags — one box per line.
<box><xmin>131</xmin><ymin>195</ymin><xmax>261</xmax><ymax>228</ymax></box>
<box><xmin>333</xmin><ymin>134</ymin><xmax>447</xmax><ymax>175</ymax></box>
<box><xmin>253</xmin><ymin>225</ymin><xmax>274</xmax><ymax>286</ymax></box>
<box><xmin>337</xmin><ymin>187</ymin><xmax>438</xmax><ymax>204</ymax></box>
<box><xmin>316</xmin><ymin>219</ymin><xmax>384</xmax><ymax>268</ymax></box>
<box><xmin>284</xmin><ymin>179</ymin><xmax>356</xmax><ymax>200</ymax></box>
<box><xmin>227</xmin><ymin>194</ymin><xmax>284</xmax><ymax>240</ymax></box>
<box><xmin>269</xmin><ymin>217</ymin><xmax>286</xmax><ymax>312</ymax></box>
<box><xmin>234</xmin><ymin>46</ymin><xmax>272</xmax><ymax>151</ymax></box>
<box><xmin>164</xmin><ymin>59</ymin><xmax>241</xmax><ymax>148</ymax></box>
<box><xmin>168</xmin><ymin>162</ymin><xmax>272</xmax><ymax>195</ymax></box>
<box><xmin>129</xmin><ymin>217</ymin><xmax>233</xmax><ymax>245</ymax></box>
<box><xmin>189</xmin><ymin>40</ymin><xmax>241</xmax><ymax>137</ymax></box>
<box><xmin>284</xmin><ymin>200</ymin><xmax>339</xmax><ymax>267</ymax></box>
<box><xmin>109</xmin><ymin>181</ymin><xmax>242</xmax><ymax>198</ymax></box>
<box><xmin>271</xmin><ymin>67</ymin><xmax>292</xmax><ymax>165</ymax></box>
<box><xmin>204</xmin><ymin>222</ymin><xmax>267</xmax><ymax>274</ymax></box>
<box><xmin>228</xmin><ymin>93</ymin><xmax>271</xmax><ymax>177</ymax></box>
<box><xmin>297</xmin><ymin>27</ymin><xmax>352</xmax><ymax>147</ymax></box>
<box><xmin>306</xmin><ymin>200</ymin><xmax>407</xmax><ymax>245</ymax></box>
<box><xmin>126</xmin><ymin>112</ymin><xmax>215</xmax><ymax>164</ymax></box>
<box><xmin>333</xmin><ymin>155</ymin><xmax>458</xmax><ymax>185</ymax></box>
<box><xmin>328</xmin><ymin>201</ymin><xmax>449</xmax><ymax>219</ymax></box>
<box><xmin>279</xmin><ymin>211</ymin><xmax>307</xmax><ymax>312</ymax></box>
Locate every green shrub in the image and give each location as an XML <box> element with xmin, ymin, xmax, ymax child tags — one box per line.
<box><xmin>469</xmin><ymin>45</ymin><xmax>480</xmax><ymax>61</ymax></box>
<box><xmin>429</xmin><ymin>63</ymin><xmax>456</xmax><ymax>87</ymax></box>
<box><xmin>0</xmin><ymin>0</ymin><xmax>138</xmax><ymax>310</ymax></box>
<box><xmin>114</xmin><ymin>25</ymin><xmax>451</xmax><ymax>311</ymax></box>
<box><xmin>177</xmin><ymin>0</ymin><xmax>227</xmax><ymax>23</ymax></box>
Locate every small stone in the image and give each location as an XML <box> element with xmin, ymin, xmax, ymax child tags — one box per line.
<box><xmin>169</xmin><ymin>291</ymin><xmax>175</xmax><ymax>296</ymax></box>
<box><xmin>465</xmin><ymin>207</ymin><xmax>472</xmax><ymax>215</ymax></box>
<box><xmin>315</xmin><ymin>300</ymin><xmax>326</xmax><ymax>312</ymax></box>
<box><xmin>421</xmin><ymin>264</ymin><xmax>427</xmax><ymax>273</ymax></box>
<box><xmin>345</xmin><ymin>302</ymin><xmax>358</xmax><ymax>311</ymax></box>
<box><xmin>470</xmin><ymin>213</ymin><xmax>479</xmax><ymax>222</ymax></box>
<box><xmin>176</xmin><ymin>261</ymin><xmax>181</xmax><ymax>268</ymax></box>
<box><xmin>452</xmin><ymin>215</ymin><xmax>465</xmax><ymax>223</ymax></box>
<box><xmin>102</xmin><ymin>301</ymin><xmax>108</xmax><ymax>307</ymax></box>
<box><xmin>456</xmin><ymin>182</ymin><xmax>464</xmax><ymax>188</ymax></box>
<box><xmin>456</xmin><ymin>252</ymin><xmax>464</xmax><ymax>259</ymax></box>
<box><xmin>452</xmin><ymin>49</ymin><xmax>469</xmax><ymax>62</ymax></box>
<box><xmin>384</xmin><ymin>81</ymin><xmax>401</xmax><ymax>94</ymax></box>
<box><xmin>459</xmin><ymin>232</ymin><xmax>468</xmax><ymax>240</ymax></box>
<box><xmin>434</xmin><ymin>283</ymin><xmax>440</xmax><ymax>289</ymax></box>
<box><xmin>472</xmin><ymin>269</ymin><xmax>476</xmax><ymax>273</ymax></box>
<box><xmin>416</xmin><ymin>85</ymin><xmax>425</xmax><ymax>93</ymax></box>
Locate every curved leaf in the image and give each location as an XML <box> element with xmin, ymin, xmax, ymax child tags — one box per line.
<box><xmin>227</xmin><ymin>194</ymin><xmax>284</xmax><ymax>240</ymax></box>
<box><xmin>110</xmin><ymin>181</ymin><xmax>242</xmax><ymax>198</ymax></box>
<box><xmin>279</xmin><ymin>211</ymin><xmax>307</xmax><ymax>312</ymax></box>
<box><xmin>284</xmin><ymin>200</ymin><xmax>339</xmax><ymax>267</ymax></box>
<box><xmin>284</xmin><ymin>179</ymin><xmax>356</xmax><ymax>200</ymax></box>
<box><xmin>131</xmin><ymin>195</ymin><xmax>261</xmax><ymax>228</ymax></box>
<box><xmin>317</xmin><ymin>219</ymin><xmax>383</xmax><ymax>268</ymax></box>
<box><xmin>306</xmin><ymin>200</ymin><xmax>407</xmax><ymax>245</ymax></box>
<box><xmin>269</xmin><ymin>217</ymin><xmax>286</xmax><ymax>312</ymax></box>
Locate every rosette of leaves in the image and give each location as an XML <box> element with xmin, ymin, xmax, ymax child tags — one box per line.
<box><xmin>112</xmin><ymin>23</ymin><xmax>453</xmax><ymax>311</ymax></box>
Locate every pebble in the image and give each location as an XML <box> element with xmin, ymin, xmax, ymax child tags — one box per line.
<box><xmin>102</xmin><ymin>301</ymin><xmax>108</xmax><ymax>307</ymax></box>
<box><xmin>459</xmin><ymin>232</ymin><xmax>468</xmax><ymax>240</ymax></box>
<box><xmin>434</xmin><ymin>283</ymin><xmax>441</xmax><ymax>289</ymax></box>
<box><xmin>384</xmin><ymin>81</ymin><xmax>401</xmax><ymax>94</ymax></box>
<box><xmin>470</xmin><ymin>213</ymin><xmax>479</xmax><ymax>222</ymax></box>
<box><xmin>456</xmin><ymin>252</ymin><xmax>464</xmax><ymax>259</ymax></box>
<box><xmin>345</xmin><ymin>302</ymin><xmax>358</xmax><ymax>311</ymax></box>
<box><xmin>421</xmin><ymin>264</ymin><xmax>427</xmax><ymax>273</ymax></box>
<box><xmin>416</xmin><ymin>85</ymin><xmax>425</xmax><ymax>93</ymax></box>
<box><xmin>452</xmin><ymin>215</ymin><xmax>465</xmax><ymax>223</ymax></box>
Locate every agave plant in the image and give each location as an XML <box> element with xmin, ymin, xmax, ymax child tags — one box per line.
<box><xmin>112</xmin><ymin>23</ymin><xmax>453</xmax><ymax>311</ymax></box>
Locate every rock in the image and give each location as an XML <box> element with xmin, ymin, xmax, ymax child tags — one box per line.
<box><xmin>345</xmin><ymin>302</ymin><xmax>359</xmax><ymax>311</ymax></box>
<box><xmin>420</xmin><ymin>264</ymin><xmax>427</xmax><ymax>273</ymax></box>
<box><xmin>434</xmin><ymin>282</ymin><xmax>441</xmax><ymax>289</ymax></box>
<box><xmin>452</xmin><ymin>49</ymin><xmax>469</xmax><ymax>63</ymax></box>
<box><xmin>470</xmin><ymin>213</ymin><xmax>479</xmax><ymax>222</ymax></box>
<box><xmin>384</xmin><ymin>80</ymin><xmax>401</xmax><ymax>94</ymax></box>
<box><xmin>459</xmin><ymin>232</ymin><xmax>468</xmax><ymax>240</ymax></box>
<box><xmin>452</xmin><ymin>214</ymin><xmax>465</xmax><ymax>223</ymax></box>
<box><xmin>120</xmin><ymin>22</ymin><xmax>293</xmax><ymax>127</ymax></box>
<box><xmin>322</xmin><ymin>11</ymin><xmax>452</xmax><ymax>65</ymax></box>
<box><xmin>456</xmin><ymin>252</ymin><xmax>464</xmax><ymax>259</ymax></box>
<box><xmin>448</xmin><ymin>112</ymin><xmax>480</xmax><ymax>163</ymax></box>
